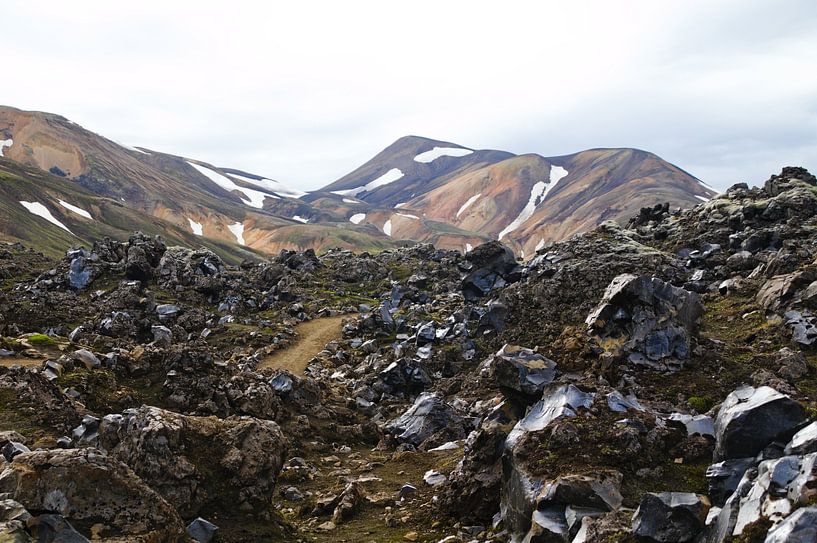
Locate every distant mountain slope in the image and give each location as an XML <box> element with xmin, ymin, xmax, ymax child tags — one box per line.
<box><xmin>0</xmin><ymin>105</ymin><xmax>398</xmax><ymax>256</ymax></box>
<box><xmin>0</xmin><ymin>158</ymin><xmax>259</xmax><ymax>263</ymax></box>
<box><xmin>315</xmin><ymin>136</ymin><xmax>514</xmax><ymax>207</ymax></box>
<box><xmin>319</xmin><ymin>138</ymin><xmax>716</xmax><ymax>256</ymax></box>
<box><xmin>1</xmin><ymin>105</ymin><xmax>715</xmax><ymax>258</ymax></box>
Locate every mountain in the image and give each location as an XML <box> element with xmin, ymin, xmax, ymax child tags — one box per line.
<box><xmin>0</xmin><ymin>105</ymin><xmax>396</xmax><ymax>256</ymax></box>
<box><xmin>316</xmin><ymin>137</ymin><xmax>716</xmax><ymax>255</ymax></box>
<box><xmin>1</xmin><ymin>106</ymin><xmax>715</xmax><ymax>259</ymax></box>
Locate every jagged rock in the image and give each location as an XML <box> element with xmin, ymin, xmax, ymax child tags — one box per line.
<box><xmin>607</xmin><ymin>390</ymin><xmax>645</xmax><ymax>413</ymax></box>
<box><xmin>776</xmin><ymin>348</ymin><xmax>809</xmax><ymax>381</ymax></box>
<box><xmin>186</xmin><ymin>517</ymin><xmax>219</xmax><ymax>543</ymax></box>
<box><xmin>423</xmin><ymin>470</ymin><xmax>447</xmax><ymax>486</ymax></box>
<box><xmin>26</xmin><ymin>514</ymin><xmax>88</xmax><ymax>543</ymax></box>
<box><xmin>706</xmin><ymin>458</ymin><xmax>757</xmax><ymax>506</ymax></box>
<box><xmin>439</xmin><ymin>426</ymin><xmax>506</xmax><ymax>524</ymax></box>
<box><xmin>501</xmin><ymin>385</ymin><xmax>596</xmax><ymax>537</ymax></box>
<box><xmin>70</xmin><ymin>415</ymin><xmax>100</xmax><ymax>445</ymax></box>
<box><xmin>385</xmin><ymin>393</ymin><xmax>469</xmax><ymax>448</ymax></box>
<box><xmin>785</xmin><ymin>421</ymin><xmax>817</xmax><ymax>456</ymax></box>
<box><xmin>71</xmin><ymin>349</ymin><xmax>100</xmax><ymax>369</ymax></box>
<box><xmin>784</xmin><ymin>311</ymin><xmax>817</xmax><ymax>346</ymax></box>
<box><xmin>124</xmin><ymin>232</ymin><xmax>166</xmax><ymax>281</ymax></box>
<box><xmin>586</xmin><ymin>274</ymin><xmax>703</xmax><ymax>369</ymax></box>
<box><xmin>492</xmin><ymin>344</ymin><xmax>557</xmax><ymax>398</ymax></box>
<box><xmin>331</xmin><ymin>482</ymin><xmax>364</xmax><ymax>523</ymax></box>
<box><xmin>523</xmin><ymin>472</ymin><xmax>623</xmax><ymax>542</ymax></box>
<box><xmin>0</xmin><ymin>448</ymin><xmax>185</xmax><ymax>541</ymax></box>
<box><xmin>667</xmin><ymin>413</ymin><xmax>715</xmax><ymax>438</ymax></box>
<box><xmin>66</xmin><ymin>255</ymin><xmax>93</xmax><ymax>290</ymax></box>
<box><xmin>631</xmin><ymin>492</ymin><xmax>710</xmax><ymax>543</ymax></box>
<box><xmin>151</xmin><ymin>325</ymin><xmax>172</xmax><ymax>346</ymax></box>
<box><xmin>764</xmin><ymin>166</ymin><xmax>817</xmax><ymax>197</ymax></box>
<box><xmin>757</xmin><ymin>272</ymin><xmax>815</xmax><ymax>312</ymax></box>
<box><xmin>506</xmin><ymin>384</ymin><xmax>595</xmax><ymax>446</ymax></box>
<box><xmin>713</xmin><ymin>386</ymin><xmax>807</xmax><ymax>461</ymax></box>
<box><xmin>98</xmin><ymin>405</ymin><xmax>288</xmax><ymax>518</ymax></box>
<box><xmin>0</xmin><ymin>443</ymin><xmax>29</xmax><ymax>462</ymax></box>
<box><xmin>764</xmin><ymin>506</ymin><xmax>817</xmax><ymax>543</ymax></box>
<box><xmin>707</xmin><ymin>453</ymin><xmax>817</xmax><ymax>541</ymax></box>
<box><xmin>461</xmin><ymin>242</ymin><xmax>520</xmax><ymax>301</ymax></box>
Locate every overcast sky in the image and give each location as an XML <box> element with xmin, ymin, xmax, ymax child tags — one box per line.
<box><xmin>3</xmin><ymin>1</ymin><xmax>816</xmax><ymax>191</ymax></box>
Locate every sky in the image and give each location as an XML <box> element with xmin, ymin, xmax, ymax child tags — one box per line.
<box><xmin>3</xmin><ymin>0</ymin><xmax>816</xmax><ymax>191</ymax></box>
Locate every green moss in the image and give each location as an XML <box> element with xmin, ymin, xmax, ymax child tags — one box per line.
<box><xmin>27</xmin><ymin>333</ymin><xmax>56</xmax><ymax>346</ymax></box>
<box><xmin>687</xmin><ymin>395</ymin><xmax>714</xmax><ymax>413</ymax></box>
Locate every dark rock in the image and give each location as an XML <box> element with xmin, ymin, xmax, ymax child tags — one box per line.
<box><xmin>705</xmin><ymin>458</ymin><xmax>757</xmax><ymax>506</ymax></box>
<box><xmin>713</xmin><ymin>386</ymin><xmax>807</xmax><ymax>461</ymax></box>
<box><xmin>631</xmin><ymin>492</ymin><xmax>710</xmax><ymax>543</ymax></box>
<box><xmin>186</xmin><ymin>517</ymin><xmax>219</xmax><ymax>543</ymax></box>
<box><xmin>385</xmin><ymin>393</ymin><xmax>467</xmax><ymax>448</ymax></box>
<box><xmin>764</xmin><ymin>506</ymin><xmax>817</xmax><ymax>543</ymax></box>
<box><xmin>784</xmin><ymin>421</ymin><xmax>817</xmax><ymax>455</ymax></box>
<box><xmin>493</xmin><ymin>344</ymin><xmax>557</xmax><ymax>398</ymax></box>
<box><xmin>27</xmin><ymin>514</ymin><xmax>89</xmax><ymax>543</ymax></box>
<box><xmin>586</xmin><ymin>274</ymin><xmax>703</xmax><ymax>369</ymax></box>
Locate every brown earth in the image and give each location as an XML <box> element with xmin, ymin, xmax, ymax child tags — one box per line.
<box><xmin>258</xmin><ymin>316</ymin><xmax>346</xmax><ymax>374</ymax></box>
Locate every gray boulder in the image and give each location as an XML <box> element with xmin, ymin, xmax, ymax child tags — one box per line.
<box><xmin>714</xmin><ymin>386</ymin><xmax>807</xmax><ymax>461</ymax></box>
<box><xmin>764</xmin><ymin>506</ymin><xmax>817</xmax><ymax>543</ymax></box>
<box><xmin>785</xmin><ymin>421</ymin><xmax>817</xmax><ymax>455</ymax></box>
<box><xmin>98</xmin><ymin>406</ymin><xmax>288</xmax><ymax>518</ymax></box>
<box><xmin>186</xmin><ymin>517</ymin><xmax>219</xmax><ymax>543</ymax></box>
<box><xmin>385</xmin><ymin>393</ymin><xmax>467</xmax><ymax>448</ymax></box>
<box><xmin>493</xmin><ymin>344</ymin><xmax>557</xmax><ymax>398</ymax></box>
<box><xmin>631</xmin><ymin>492</ymin><xmax>710</xmax><ymax>543</ymax></box>
<box><xmin>586</xmin><ymin>274</ymin><xmax>703</xmax><ymax>370</ymax></box>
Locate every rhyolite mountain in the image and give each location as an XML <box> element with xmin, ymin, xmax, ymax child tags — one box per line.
<box><xmin>1</xmin><ymin>105</ymin><xmax>716</xmax><ymax>258</ymax></box>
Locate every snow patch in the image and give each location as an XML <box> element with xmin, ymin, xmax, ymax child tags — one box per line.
<box><xmin>228</xmin><ymin>222</ymin><xmax>245</xmax><ymax>245</ymax></box>
<box><xmin>19</xmin><ymin>201</ymin><xmax>73</xmax><ymax>234</ymax></box>
<box><xmin>394</xmin><ymin>202</ymin><xmax>407</xmax><ymax>208</ymax></box>
<box><xmin>541</xmin><ymin>166</ymin><xmax>569</xmax><ymax>201</ymax></box>
<box><xmin>333</xmin><ymin>168</ymin><xmax>404</xmax><ymax>198</ymax></box>
<box><xmin>535</xmin><ymin>238</ymin><xmax>545</xmax><ymax>252</ymax></box>
<box><xmin>117</xmin><ymin>141</ymin><xmax>149</xmax><ymax>155</ymax></box>
<box><xmin>456</xmin><ymin>193</ymin><xmax>481</xmax><ymax>218</ymax></box>
<box><xmin>695</xmin><ymin>195</ymin><xmax>711</xmax><ymax>202</ymax></box>
<box><xmin>396</xmin><ymin>213</ymin><xmax>419</xmax><ymax>220</ymax></box>
<box><xmin>58</xmin><ymin>200</ymin><xmax>92</xmax><ymax>220</ymax></box>
<box><xmin>188</xmin><ymin>218</ymin><xmax>203</xmax><ymax>236</ymax></box>
<box><xmin>498</xmin><ymin>181</ymin><xmax>548</xmax><ymax>240</ymax></box>
<box><xmin>383</xmin><ymin>219</ymin><xmax>392</xmax><ymax>236</ymax></box>
<box><xmin>0</xmin><ymin>139</ymin><xmax>12</xmax><ymax>157</ymax></box>
<box><xmin>292</xmin><ymin>215</ymin><xmax>309</xmax><ymax>223</ymax></box>
<box><xmin>697</xmin><ymin>179</ymin><xmax>718</xmax><ymax>193</ymax></box>
<box><xmin>342</xmin><ymin>198</ymin><xmax>358</xmax><ymax>204</ymax></box>
<box><xmin>465</xmin><ymin>243</ymin><xmax>473</xmax><ymax>253</ymax></box>
<box><xmin>349</xmin><ymin>213</ymin><xmax>366</xmax><ymax>225</ymax></box>
<box><xmin>187</xmin><ymin>162</ymin><xmax>273</xmax><ymax>208</ymax></box>
<box><xmin>414</xmin><ymin>146</ymin><xmax>473</xmax><ymax>163</ymax></box>
<box><xmin>228</xmin><ymin>172</ymin><xmax>304</xmax><ymax>199</ymax></box>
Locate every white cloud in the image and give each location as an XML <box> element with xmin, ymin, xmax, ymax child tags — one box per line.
<box><xmin>1</xmin><ymin>0</ymin><xmax>815</xmax><ymax>191</ymax></box>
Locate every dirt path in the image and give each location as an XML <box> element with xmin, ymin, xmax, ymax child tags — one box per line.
<box><xmin>0</xmin><ymin>356</ymin><xmax>43</xmax><ymax>368</ymax></box>
<box><xmin>258</xmin><ymin>316</ymin><xmax>346</xmax><ymax>374</ymax></box>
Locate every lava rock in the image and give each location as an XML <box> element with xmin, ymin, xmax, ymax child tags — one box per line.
<box><xmin>492</xmin><ymin>344</ymin><xmax>557</xmax><ymax>398</ymax></box>
<box><xmin>713</xmin><ymin>386</ymin><xmax>807</xmax><ymax>461</ymax></box>
<box><xmin>631</xmin><ymin>492</ymin><xmax>710</xmax><ymax>543</ymax></box>
<box><xmin>186</xmin><ymin>517</ymin><xmax>219</xmax><ymax>543</ymax></box>
<box><xmin>385</xmin><ymin>393</ymin><xmax>467</xmax><ymax>448</ymax></box>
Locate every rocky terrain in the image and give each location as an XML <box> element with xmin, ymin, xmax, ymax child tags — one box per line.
<box><xmin>1</xmin><ymin>106</ymin><xmax>713</xmax><ymax>259</ymax></box>
<box><xmin>1</xmin><ymin>166</ymin><xmax>817</xmax><ymax>543</ymax></box>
